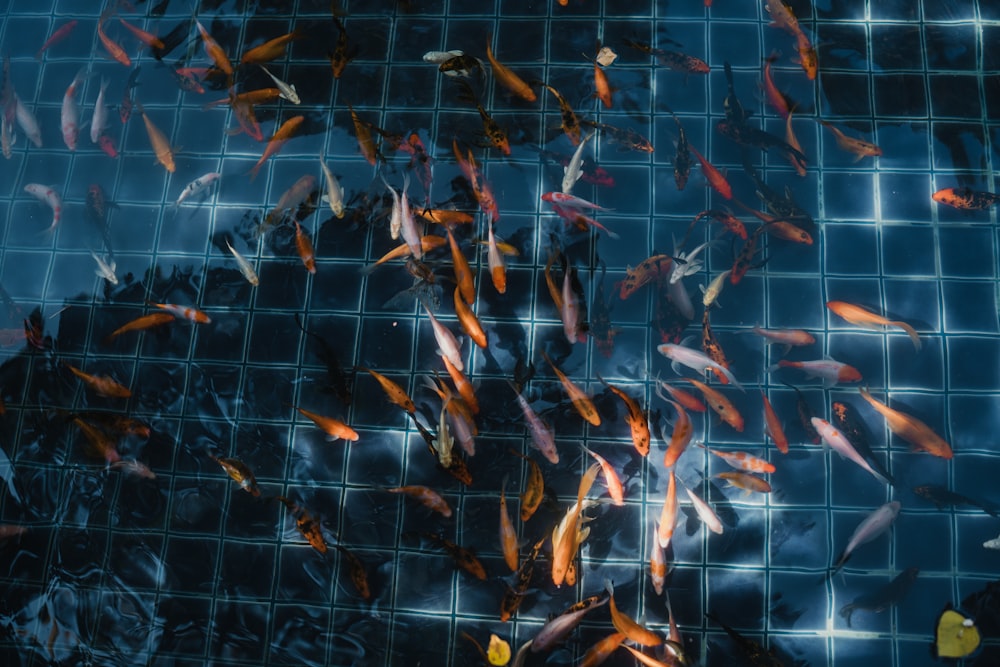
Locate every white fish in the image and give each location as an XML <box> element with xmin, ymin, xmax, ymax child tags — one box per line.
<box><xmin>666</xmin><ymin>278</ymin><xmax>694</xmax><ymax>321</ymax></box>
<box><xmin>681</xmin><ymin>480</ymin><xmax>724</xmax><ymax>534</ymax></box>
<box><xmin>319</xmin><ymin>157</ymin><xmax>345</xmax><ymax>218</ymax></box>
<box><xmin>670</xmin><ymin>237</ymin><xmax>713</xmax><ymax>284</ymax></box>
<box><xmin>61</xmin><ymin>68</ymin><xmax>86</xmax><ymax>150</ymax></box>
<box><xmin>811</xmin><ymin>417</ymin><xmax>889</xmax><ymax>483</ymax></box>
<box><xmin>984</xmin><ymin>535</ymin><xmax>1000</xmax><ymax>550</ymax></box>
<box><xmin>382</xmin><ymin>174</ymin><xmax>421</xmax><ymax>258</ymax></box>
<box><xmin>561</xmin><ymin>130</ymin><xmax>595</xmax><ymax>194</ymax></box>
<box><xmin>657</xmin><ymin>342</ymin><xmax>742</xmax><ymax>389</ymax></box>
<box><xmin>560</xmin><ymin>266</ymin><xmax>580</xmax><ymax>344</ymax></box>
<box><xmin>14</xmin><ymin>93</ymin><xmax>42</xmax><ymax>147</ymax></box>
<box><xmin>700</xmin><ymin>269</ymin><xmax>732</xmax><ymax>308</ymax></box>
<box><xmin>422</xmin><ymin>49</ymin><xmax>463</xmax><ymax>64</ymax></box>
<box><xmin>1</xmin><ymin>116</ymin><xmax>15</xmax><ymax>158</ymax></box>
<box><xmin>90</xmin><ymin>77</ymin><xmax>109</xmax><ymax>144</ymax></box>
<box><xmin>422</xmin><ymin>303</ymin><xmax>462</xmax><ymax>371</ymax></box>
<box><xmin>174</xmin><ymin>172</ymin><xmax>221</xmax><ymax>207</ymax></box>
<box><xmin>508</xmin><ymin>381</ymin><xmax>558</xmax><ymax>464</ymax></box>
<box><xmin>90</xmin><ymin>252</ymin><xmax>117</xmax><ymax>285</ymax></box>
<box><xmin>258</xmin><ymin>64</ymin><xmax>299</xmax><ymax>104</ymax></box>
<box><xmin>225</xmin><ymin>239</ymin><xmax>259</xmax><ymax>286</ymax></box>
<box><xmin>830</xmin><ymin>501</ymin><xmax>901</xmax><ymax>575</ymax></box>
<box><xmin>448</xmin><ymin>409</ymin><xmax>475</xmax><ymax>457</ymax></box>
<box><xmin>23</xmin><ymin>184</ymin><xmax>62</xmax><ymax>234</ymax></box>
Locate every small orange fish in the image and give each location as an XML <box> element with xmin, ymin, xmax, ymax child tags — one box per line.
<box><xmin>364</xmin><ymin>236</ymin><xmax>448</xmax><ymax>272</ymax></box>
<box><xmin>210</xmin><ymin>455</ymin><xmax>260</xmax><ymax>496</ymax></box>
<box><xmin>118</xmin><ymin>18</ymin><xmax>165</xmax><ymax>50</ymax></box>
<box><xmin>682</xmin><ymin>377</ymin><xmax>744</xmax><ymax>432</ymax></box>
<box><xmin>583</xmin><ymin>446</ymin><xmax>624</xmax><ymax>506</ymax></box>
<box><xmin>277</xmin><ymin>496</ymin><xmax>327</xmax><ymax>553</ymax></box>
<box><xmin>349</xmin><ymin>105</ymin><xmax>378</xmax><ymax>166</ymax></box>
<box><xmin>761</xmin><ymin>390</ymin><xmax>789</xmax><ymax>454</ymax></box>
<box><xmin>607</xmin><ymin>583</ymin><xmax>663</xmax><ymax>647</ymax></box>
<box><xmin>291</xmin><ymin>405</ymin><xmax>359</xmax><ymax>442</ymax></box>
<box><xmin>499</xmin><ymin>478</ymin><xmax>519</xmax><ymax>571</ymax></box>
<box><xmin>387</xmin><ymin>485</ymin><xmax>452</xmax><ymax>517</ymax></box>
<box><xmin>761</xmin><ymin>51</ymin><xmax>790</xmax><ymax>119</ymax></box>
<box><xmin>827</xmin><ymin>300</ymin><xmax>920</xmax><ymax>351</ymax></box>
<box><xmin>72</xmin><ymin>417</ymin><xmax>121</xmax><ymax>463</ymax></box>
<box><xmin>659</xmin><ymin>382</ymin><xmax>707</xmax><ymax>412</ymax></box>
<box><xmin>785</xmin><ymin>108</ymin><xmax>807</xmax><ymax>176</ymax></box>
<box><xmin>580</xmin><ymin>632</ymin><xmax>626</xmax><ymax>667</ymax></box>
<box><xmin>442</xmin><ymin>354</ymin><xmax>479</xmax><ymax>415</ymax></box>
<box><xmin>599</xmin><ymin>377</ymin><xmax>650</xmax><ymax>456</ymax></box>
<box><xmin>420</xmin><ymin>209</ymin><xmax>474</xmax><ymax>226</ymax></box>
<box><xmin>446</xmin><ymin>228</ymin><xmax>475</xmax><ymax>304</ymax></box>
<box><xmin>859</xmin><ymin>387</ymin><xmax>953</xmax><ymax>459</ymax></box>
<box><xmin>509</xmin><ymin>448</ymin><xmax>544</xmax><ymax>522</ymax></box>
<box><xmin>932</xmin><ymin>186</ymin><xmax>1000</xmax><ymax>210</ymax></box>
<box><xmin>334</xmin><ymin>544</ymin><xmax>370</xmax><ymax>599</ymax></box>
<box><xmin>820</xmin><ymin>120</ymin><xmax>881</xmax><ymax>160</ymax></box>
<box><xmin>105</xmin><ymin>312</ymin><xmax>175</xmax><ymax>342</ymax></box>
<box><xmin>453</xmin><ymin>287</ymin><xmax>487</xmax><ymax>350</ymax></box>
<box><xmin>250</xmin><ymin>115</ymin><xmax>305</xmax><ymax>180</ymax></box>
<box><xmin>358</xmin><ymin>367</ymin><xmax>415</xmax><ymax>414</ymax></box>
<box><xmin>293</xmin><ymin>221</ymin><xmax>316</xmax><ymax>274</ymax></box>
<box><xmin>486</xmin><ymin>223</ymin><xmax>506</xmax><ymax>294</ymax></box>
<box><xmin>690</xmin><ymin>144</ymin><xmax>732</xmax><ymax>200</ymax></box>
<box><xmin>136</xmin><ymin>103</ymin><xmax>175</xmax><ymax>173</ymax></box>
<box><xmin>657</xmin><ymin>470</ymin><xmax>677</xmax><ymax>549</ymax></box>
<box><xmin>659</xmin><ymin>398</ymin><xmax>693</xmax><ymax>468</ymax></box>
<box><xmin>203</xmin><ymin>88</ymin><xmax>281</xmax><ymax>110</ymax></box>
<box><xmin>425</xmin><ymin>533</ymin><xmax>487</xmax><ymax>580</ymax></box>
<box><xmin>617</xmin><ymin>254</ymin><xmax>672</xmax><ymax>299</ymax></box>
<box><xmin>240</xmin><ymin>28</ymin><xmax>304</xmax><ymax>65</ymax></box>
<box><xmin>541</xmin><ymin>350</ymin><xmax>600</xmax><ymax>426</ymax></box>
<box><xmin>717</xmin><ymin>471</ymin><xmax>772</xmax><ymax>494</ymax></box>
<box><xmin>592</xmin><ymin>61</ymin><xmax>613</xmax><ymax>108</ymax></box>
<box><xmin>485</xmin><ymin>35</ymin><xmax>537</xmax><ymax>102</ymax></box>
<box><xmin>152</xmin><ymin>303</ymin><xmax>211</xmax><ymax>324</ymax></box>
<box><xmin>701</xmin><ymin>444</ymin><xmax>776</xmax><ymax>474</ymax></box>
<box><xmin>195</xmin><ymin>20</ymin><xmax>234</xmax><ymax>79</ymax></box>
<box><xmin>97</xmin><ymin>10</ymin><xmax>130</xmax><ymax>66</ymax></box>
<box><xmin>65</xmin><ymin>363</ymin><xmax>131</xmax><ymax>398</ymax></box>
<box><xmin>550</xmin><ymin>463</ymin><xmax>599</xmax><ymax>586</ymax></box>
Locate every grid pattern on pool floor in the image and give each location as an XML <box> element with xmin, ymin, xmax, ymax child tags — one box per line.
<box><xmin>0</xmin><ymin>0</ymin><xmax>998</xmax><ymax>665</ymax></box>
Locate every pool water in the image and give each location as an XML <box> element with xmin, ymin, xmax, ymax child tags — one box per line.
<box><xmin>0</xmin><ymin>0</ymin><xmax>997</xmax><ymax>665</ymax></box>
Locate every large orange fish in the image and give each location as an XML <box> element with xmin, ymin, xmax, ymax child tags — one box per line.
<box><xmin>291</xmin><ymin>404</ymin><xmax>359</xmax><ymax>442</ymax></box>
<box><xmin>485</xmin><ymin>35</ymin><xmax>536</xmax><ymax>102</ymax></box>
<box><xmin>97</xmin><ymin>10</ymin><xmax>130</xmax><ymax>66</ymax></box>
<box><xmin>682</xmin><ymin>377</ymin><xmax>744</xmax><ymax>432</ymax></box>
<box><xmin>858</xmin><ymin>387</ymin><xmax>952</xmax><ymax>459</ymax></box>
<box><xmin>690</xmin><ymin>145</ymin><xmax>732</xmax><ymax>200</ymax></box>
<box><xmin>827</xmin><ymin>300</ymin><xmax>920</xmax><ymax>351</ymax></box>
<box><xmin>104</xmin><ymin>312</ymin><xmax>175</xmax><ymax>342</ymax></box>
<box><xmin>65</xmin><ymin>363</ymin><xmax>131</xmax><ymax>398</ymax></box>
<box><xmin>240</xmin><ymin>28</ymin><xmax>304</xmax><ymax>65</ymax></box>
<box><xmin>195</xmin><ymin>20</ymin><xmax>234</xmax><ymax>80</ymax></box>
<box><xmin>249</xmin><ymin>115</ymin><xmax>305</xmax><ymax>180</ymax></box>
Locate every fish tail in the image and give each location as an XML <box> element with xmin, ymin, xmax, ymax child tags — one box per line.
<box><xmin>893</xmin><ymin>321</ymin><xmax>922</xmax><ymax>351</ymax></box>
<box><xmin>839</xmin><ymin>604</ymin><xmax>855</xmax><ymax>627</ymax></box>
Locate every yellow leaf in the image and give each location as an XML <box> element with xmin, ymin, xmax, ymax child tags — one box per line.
<box><xmin>487</xmin><ymin>634</ymin><xmax>510</xmax><ymax>666</ymax></box>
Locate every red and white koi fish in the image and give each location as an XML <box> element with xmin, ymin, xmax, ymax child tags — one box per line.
<box><xmin>811</xmin><ymin>417</ymin><xmax>889</xmax><ymax>483</ymax></box>
<box><xmin>541</xmin><ymin>191</ymin><xmax>611</xmax><ymax>211</ymax></box>
<box><xmin>699</xmin><ymin>444</ymin><xmax>775</xmax><ymax>474</ymax></box>
<box><xmin>90</xmin><ymin>78</ymin><xmax>110</xmax><ymax>144</ymax></box>
<box><xmin>151</xmin><ymin>302</ymin><xmax>212</xmax><ymax>324</ymax></box>
<box><xmin>769</xmin><ymin>358</ymin><xmax>862</xmax><ymax>386</ymax></box>
<box><xmin>61</xmin><ymin>68</ymin><xmax>86</xmax><ymax>150</ymax></box>
<box><xmin>657</xmin><ymin>342</ymin><xmax>742</xmax><ymax>388</ymax></box>
<box><xmin>23</xmin><ymin>184</ymin><xmax>62</xmax><ymax>234</ymax></box>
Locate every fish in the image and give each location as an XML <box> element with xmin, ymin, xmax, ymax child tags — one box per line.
<box><xmin>730</xmin><ymin>224</ymin><xmax>769</xmax><ymax>285</ymax></box>
<box><xmin>551</xmin><ymin>464</ymin><xmax>600</xmax><ymax>587</ymax></box>
<box><xmin>381</xmin><ymin>174</ymin><xmax>423</xmax><ymax>259</ymax></box>
<box><xmin>580</xmin><ymin>119</ymin><xmax>654</xmax><ymax>153</ymax></box>
<box><xmin>250</xmin><ymin>115</ymin><xmax>305</xmax><ymax>180</ymax></box>
<box><xmin>203</xmin><ymin>88</ymin><xmax>281</xmax><ymax>110</ymax></box>
<box><xmin>241</xmin><ymin>28</ymin><xmax>304</xmax><ymax>65</ymax></box>
<box><xmin>291</xmin><ymin>404</ymin><xmax>359</xmax><ymax>442</ymax></box>
<box><xmin>174</xmin><ymin>172</ymin><xmax>221</xmax><ymax>207</ymax></box>
<box><xmin>580</xmin><ymin>632</ymin><xmax>626</xmax><ymax>667</ymax></box>
<box><xmin>649</xmin><ymin>526</ymin><xmax>667</xmax><ymax>595</ymax></box>
<box><xmin>442</xmin><ymin>355</ymin><xmax>479</xmax><ymax>417</ymax></box>
<box><xmin>606</xmin><ymin>581</ymin><xmax>663</xmax><ymax>647</ymax></box>
<box><xmin>485</xmin><ymin>34</ymin><xmax>536</xmax><ymax>102</ymax></box>
<box><xmin>693</xmin><ymin>208</ymin><xmax>748</xmax><ymax>241</ymax></box>
<box><xmin>858</xmin><ymin>387</ymin><xmax>953</xmax><ymax>459</ymax></box>
<box><xmin>761</xmin><ymin>391</ymin><xmax>789</xmax><ymax>454</ymax></box>
<box><xmin>658</xmin><ymin>471</ymin><xmax>679</xmax><ymax>551</ymax></box>
<box><xmin>60</xmin><ymin>68</ymin><xmax>85</xmax><ymax>150</ymax></box>
<box><xmin>827</xmin><ymin>300</ymin><xmax>921</xmax><ymax>351</ymax></box>
<box><xmin>423</xmin><ymin>533</ymin><xmax>487</xmax><ymax>581</ymax></box>
<box><xmin>258</xmin><ymin>64</ymin><xmax>300</xmax><ymax>104</ymax></box>
<box><xmin>617</xmin><ymin>254</ymin><xmax>672</xmax><ymax>299</ymax></box>
<box><xmin>700</xmin><ymin>308</ymin><xmax>730</xmax><ymax>379</ymax></box>
<box><xmin>354</xmin><ymin>368</ymin><xmax>411</xmax><ymax>415</ymax></box>
<box><xmin>104</xmin><ymin>312</ymin><xmax>175</xmax><ymax>342</ymax></box>
<box><xmin>73</xmin><ymin>416</ymin><xmax>121</xmax><ymax>463</ymax></box>
<box><xmin>839</xmin><ymin>567</ymin><xmax>919</xmax><ymax>628</ymax></box>
<box><xmin>118</xmin><ymin>18</ymin><xmax>165</xmax><ymax>50</ymax></box>
<box><xmin>500</xmin><ymin>536</ymin><xmax>544</xmax><ymax>622</ymax></box>
<box><xmin>97</xmin><ymin>10</ymin><xmax>131</xmax><ymax>66</ymax></box>
<box><xmin>452</xmin><ymin>138</ymin><xmax>499</xmax><ymax>222</ymax></box>
<box><xmin>913</xmin><ymin>485</ymin><xmax>1000</xmax><ymax>518</ymax></box>
<box><xmin>119</xmin><ymin>66</ymin><xmax>140</xmax><ymax>123</ymax></box>
<box><xmin>36</xmin><ymin>20</ymin><xmax>78</xmax><ymax>59</ymax></box>
<box><xmin>509</xmin><ymin>383</ymin><xmax>558</xmax><ymax>465</ymax></box>
<box><xmin>659</xmin><ymin>398</ymin><xmax>694</xmax><ymax>469</ymax></box>
<box><xmin>541</xmin><ymin>83</ymin><xmax>581</xmax><ymax>146</ymax></box>
<box><xmin>455</xmin><ymin>80</ymin><xmax>510</xmax><ymax>155</ymax></box>
<box><xmin>195</xmin><ymin>20</ymin><xmax>233</xmax><ymax>80</ymax></box>
<box><xmin>667</xmin><ymin>107</ymin><xmax>692</xmax><ymax>190</ymax></box>
<box><xmin>689</xmin><ymin>144</ymin><xmax>732</xmax><ymax>199</ymax></box>
<box><xmin>820</xmin><ymin>121</ymin><xmax>882</xmax><ymax>160</ymax></box>
<box><xmin>292</xmin><ymin>313</ymin><xmax>352</xmax><ymax>404</ymax></box>
<box><xmin>152</xmin><ymin>302</ymin><xmax>211</xmax><ymax>324</ymax></box>
<box><xmin>769</xmin><ymin>358</ymin><xmax>862</xmax><ymax>386</ymax></box>
<box><xmin>558</xmin><ymin>264</ymin><xmax>584</xmax><ymax>344</ymax></box>
<box><xmin>319</xmin><ymin>157</ymin><xmax>345</xmax><ymax>218</ymax></box>
<box><xmin>599</xmin><ymin>376</ymin><xmax>650</xmax><ymax>456</ymax></box>
<box><xmin>486</xmin><ymin>223</ymin><xmax>506</xmax><ymax>294</ymax></box>
<box><xmin>23</xmin><ymin>184</ymin><xmax>62</xmax><ymax>235</ymax></box>
<box><xmin>90</xmin><ymin>78</ymin><xmax>110</xmax><ymax>144</ymax></box>
<box><xmin>583</xmin><ymin>446</ymin><xmax>624</xmax><ymax>506</ymax></box>
<box><xmin>656</xmin><ymin>49</ymin><xmax>710</xmax><ymax>74</ymax></box>
<box><xmin>530</xmin><ymin>592</ymin><xmax>608</xmax><ymax>652</ymax></box>
<box><xmin>438</xmin><ymin>53</ymin><xmax>484</xmax><ymax>78</ymax></box>
<box><xmin>498</xmin><ymin>478</ymin><xmax>519</xmax><ymax>571</ymax></box>
<box><xmin>812</xmin><ymin>417</ymin><xmax>890</xmax><ymax>483</ymax></box>
<box><xmin>334</xmin><ymin>544</ymin><xmax>370</xmax><ymax>599</ymax></box>
<box><xmin>14</xmin><ymin>94</ymin><xmax>42</xmax><ymax>147</ymax></box>
<box><xmin>387</xmin><ymin>485</ymin><xmax>451</xmax><ymax>517</ymax></box>
<box><xmin>540</xmin><ymin>350</ymin><xmax>601</xmax><ymax>426</ymax></box>
<box><xmin>832</xmin><ymin>401</ymin><xmax>895</xmax><ymax>486</ymax></box>
<box><xmin>542</xmin><ymin>191</ymin><xmax>611</xmax><ymax>212</ymax></box>
<box><xmin>90</xmin><ymin>252</ymin><xmax>117</xmax><ymax>285</ymax></box>
<box><xmin>562</xmin><ymin>131</ymin><xmax>595</xmax><ymax>194</ymax></box>
<box><xmin>684</xmin><ymin>377</ymin><xmax>744</xmax><ymax>433</ymax></box>
<box><xmin>750</xmin><ymin>326</ymin><xmax>815</xmax><ymax>348</ymax></box>
<box><xmin>785</xmin><ymin>108</ymin><xmax>807</xmax><ymax>176</ymax></box>
<box><xmin>828</xmin><ymin>501</ymin><xmax>901</xmax><ymax>577</ymax></box>
<box><xmin>705</xmin><ymin>611</ymin><xmax>785</xmax><ymax>667</ymax></box>
<box><xmin>422</xmin><ymin>303</ymin><xmax>463</xmax><ymax>371</ymax></box>
<box><xmin>658</xmin><ymin>342</ymin><xmax>742</xmax><ymax>388</ymax></box>
<box><xmin>700</xmin><ymin>444</ymin><xmax>774</xmax><ymax>473</ymax></box>
<box><xmin>761</xmin><ymin>51</ymin><xmax>790</xmax><ymax>119</ymax></box>
<box><xmin>348</xmin><ymin>105</ymin><xmax>379</xmax><ymax>165</ymax></box>
<box><xmin>453</xmin><ymin>287</ymin><xmax>487</xmax><ymax>349</ymax></box>
<box><xmin>135</xmin><ymin>102</ymin><xmax>175</xmax><ymax>172</ymax></box>
<box><xmin>65</xmin><ymin>363</ymin><xmax>132</xmax><ymax>398</ymax></box>
<box><xmin>932</xmin><ymin>186</ymin><xmax>1000</xmax><ymax>210</ymax></box>
<box><xmin>276</xmin><ymin>496</ymin><xmax>327</xmax><ymax>554</ymax></box>
<box><xmin>362</xmin><ymin>236</ymin><xmax>447</xmax><ymax>272</ymax></box>
<box><xmin>658</xmin><ymin>382</ymin><xmax>706</xmax><ymax>412</ymax></box>
<box><xmin>210</xmin><ymin>455</ymin><xmax>260</xmax><ymax>496</ymax></box>
<box><xmin>293</xmin><ymin>221</ymin><xmax>316</xmax><ymax>274</ymax></box>
<box><xmin>717</xmin><ymin>471</ymin><xmax>772</xmax><ymax>495</ymax></box>
<box><xmin>327</xmin><ymin>17</ymin><xmax>354</xmax><ymax>78</ymax></box>
<box><xmin>683</xmin><ymin>481</ymin><xmax>724</xmax><ymax>534</ymax></box>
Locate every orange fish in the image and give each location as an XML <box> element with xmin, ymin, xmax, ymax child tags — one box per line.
<box><xmin>240</xmin><ymin>28</ymin><xmax>304</xmax><ymax>65</ymax></box>
<box><xmin>442</xmin><ymin>354</ymin><xmax>479</xmax><ymax>415</ymax></box>
<box><xmin>690</xmin><ymin>144</ymin><xmax>732</xmax><ymax>199</ymax></box>
<box><xmin>932</xmin><ymin>186</ymin><xmax>1000</xmax><ymax>210</ymax></box>
<box><xmin>105</xmin><ymin>312</ymin><xmax>175</xmax><ymax>342</ymax></box>
<box><xmin>151</xmin><ymin>303</ymin><xmax>211</xmax><ymax>324</ymax></box>
<box><xmin>859</xmin><ymin>387</ymin><xmax>953</xmax><ymax>459</ymax></box>
<box><xmin>203</xmin><ymin>88</ymin><xmax>281</xmax><ymax>110</ymax></box>
<box><xmin>425</xmin><ymin>533</ymin><xmax>487</xmax><ymax>581</ymax></box>
<box><xmin>291</xmin><ymin>405</ymin><xmax>359</xmax><ymax>442</ymax></box>
<box><xmin>486</xmin><ymin>223</ymin><xmax>506</xmax><ymax>294</ymax></box>
<box><xmin>580</xmin><ymin>632</ymin><xmax>626</xmax><ymax>667</ymax></box>
<box><xmin>250</xmin><ymin>115</ymin><xmax>305</xmax><ymax>180</ymax></box>
<box><xmin>649</xmin><ymin>527</ymin><xmax>666</xmax><ymax>595</ymax></box>
<box><xmin>387</xmin><ymin>485</ymin><xmax>452</xmax><ymax>517</ymax></box>
<box><xmin>452</xmin><ymin>139</ymin><xmax>499</xmax><ymax>222</ymax></box>
<box><xmin>592</xmin><ymin>61</ymin><xmax>613</xmax><ymax>108</ymax></box>
<box><xmin>364</xmin><ymin>236</ymin><xmax>448</xmax><ymax>272</ymax></box>
<box><xmin>349</xmin><ymin>105</ymin><xmax>378</xmax><ymax>166</ymax></box>
<box><xmin>228</xmin><ymin>91</ymin><xmax>264</xmax><ymax>142</ymax></box>
<box><xmin>293</xmin><ymin>221</ymin><xmax>317</xmax><ymax>274</ymax></box>
<box><xmin>761</xmin><ymin>50</ymin><xmax>790</xmax><ymax>119</ymax></box>
<box><xmin>827</xmin><ymin>300</ymin><xmax>920</xmax><ymax>351</ymax></box>
<box><xmin>700</xmin><ymin>444</ymin><xmax>775</xmax><ymax>474</ymax></box>
<box><xmin>420</xmin><ymin>209</ymin><xmax>474</xmax><ymax>226</ymax></box>
<box><xmin>73</xmin><ymin>416</ymin><xmax>121</xmax><ymax>463</ymax></box>
<box><xmin>657</xmin><ymin>470</ymin><xmax>677</xmax><ymax>549</ymax></box>
<box><xmin>550</xmin><ymin>463</ymin><xmax>599</xmax><ymax>586</ymax></box>
<box><xmin>195</xmin><ymin>20</ymin><xmax>233</xmax><ymax>79</ymax></box>
<box><xmin>785</xmin><ymin>108</ymin><xmax>807</xmax><ymax>176</ymax></box>
<box><xmin>210</xmin><ymin>455</ymin><xmax>260</xmax><ymax>496</ymax></box>
<box><xmin>358</xmin><ymin>366</ymin><xmax>415</xmax><ymax>413</ymax></box>
<box><xmin>583</xmin><ymin>446</ymin><xmax>624</xmax><ymax>506</ymax></box>
<box><xmin>607</xmin><ymin>582</ymin><xmax>663</xmax><ymax>647</ymax></box>
<box><xmin>485</xmin><ymin>34</ymin><xmax>536</xmax><ymax>102</ymax></box>
<box><xmin>599</xmin><ymin>376</ymin><xmax>650</xmax><ymax>456</ymax></box>
<box><xmin>97</xmin><ymin>10</ymin><xmax>130</xmax><ymax>66</ymax></box>
<box><xmin>118</xmin><ymin>18</ymin><xmax>164</xmax><ymax>50</ymax></box>
<box><xmin>541</xmin><ymin>350</ymin><xmax>600</xmax><ymax>426</ymax></box>
<box><xmin>136</xmin><ymin>103</ymin><xmax>175</xmax><ymax>173</ymax></box>
<box><xmin>65</xmin><ymin>363</ymin><xmax>131</xmax><ymax>398</ymax></box>
<box><xmin>276</xmin><ymin>496</ymin><xmax>327</xmax><ymax>553</ymax></box>
<box><xmin>509</xmin><ymin>448</ymin><xmax>543</xmax><ymax>522</ymax></box>
<box><xmin>499</xmin><ymin>478</ymin><xmax>519</xmax><ymax>571</ymax></box>
<box><xmin>820</xmin><ymin>120</ymin><xmax>881</xmax><ymax>160</ymax></box>
<box><xmin>334</xmin><ymin>544</ymin><xmax>370</xmax><ymax>600</ymax></box>
<box><xmin>761</xmin><ymin>390</ymin><xmax>789</xmax><ymax>454</ymax></box>
<box><xmin>717</xmin><ymin>471</ymin><xmax>772</xmax><ymax>494</ymax></box>
<box><xmin>659</xmin><ymin>398</ymin><xmax>693</xmax><ymax>468</ymax></box>
<box><xmin>453</xmin><ymin>287</ymin><xmax>487</xmax><ymax>350</ymax></box>
<box><xmin>658</xmin><ymin>382</ymin><xmax>707</xmax><ymax>412</ymax></box>
<box><xmin>616</xmin><ymin>254</ymin><xmax>672</xmax><ymax>299</ymax></box>
<box><xmin>446</xmin><ymin>227</ymin><xmax>475</xmax><ymax>304</ymax></box>
<box><xmin>682</xmin><ymin>377</ymin><xmax>744</xmax><ymax>432</ymax></box>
